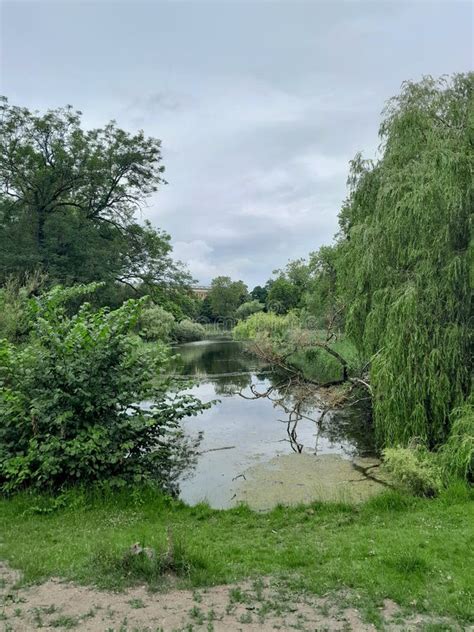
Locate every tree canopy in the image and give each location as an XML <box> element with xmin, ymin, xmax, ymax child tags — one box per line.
<box><xmin>207</xmin><ymin>276</ymin><xmax>248</xmax><ymax>321</ymax></box>
<box><xmin>0</xmin><ymin>98</ymin><xmax>193</xmax><ymax>308</ymax></box>
<box><xmin>338</xmin><ymin>73</ymin><xmax>473</xmax><ymax>448</ymax></box>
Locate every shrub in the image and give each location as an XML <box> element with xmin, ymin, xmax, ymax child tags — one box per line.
<box><xmin>233</xmin><ymin>311</ymin><xmax>298</xmax><ymax>341</ymax></box>
<box><xmin>383</xmin><ymin>445</ymin><xmax>442</xmax><ymax>497</ymax></box>
<box><xmin>235</xmin><ymin>300</ymin><xmax>264</xmax><ymax>320</ymax></box>
<box><xmin>0</xmin><ymin>284</ymin><xmax>209</xmax><ymax>494</ymax></box>
<box><xmin>172</xmin><ymin>319</ymin><xmax>206</xmax><ymax>343</ymax></box>
<box><xmin>137</xmin><ymin>304</ymin><xmax>175</xmax><ymax>342</ymax></box>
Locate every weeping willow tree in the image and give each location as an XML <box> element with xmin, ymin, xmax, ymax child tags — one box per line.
<box><xmin>338</xmin><ymin>74</ymin><xmax>473</xmax><ymax>448</ymax></box>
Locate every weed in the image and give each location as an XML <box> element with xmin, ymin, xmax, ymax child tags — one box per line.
<box><xmin>50</xmin><ymin>614</ymin><xmax>79</xmax><ymax>628</ymax></box>
<box><xmin>189</xmin><ymin>606</ymin><xmax>205</xmax><ymax>624</ymax></box>
<box><xmin>239</xmin><ymin>611</ymin><xmax>253</xmax><ymax>623</ymax></box>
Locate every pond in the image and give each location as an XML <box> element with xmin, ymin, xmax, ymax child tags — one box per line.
<box><xmin>173</xmin><ymin>339</ymin><xmax>386</xmax><ymax>509</ymax></box>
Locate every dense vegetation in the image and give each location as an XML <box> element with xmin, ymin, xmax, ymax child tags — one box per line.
<box><xmin>0</xmin><ymin>102</ymin><xmax>211</xmax><ymax>495</ymax></box>
<box><xmin>0</xmin><ymin>284</ymin><xmax>208</xmax><ymax>494</ymax></box>
<box><xmin>234</xmin><ymin>74</ymin><xmax>473</xmax><ymax>485</ymax></box>
<box><xmin>338</xmin><ymin>75</ymin><xmax>472</xmax><ymax>449</ymax></box>
<box><xmin>0</xmin><ymin>75</ymin><xmax>472</xmax><ymax>627</ymax></box>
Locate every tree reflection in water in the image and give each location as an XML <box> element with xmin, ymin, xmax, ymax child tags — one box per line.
<box><xmin>172</xmin><ymin>339</ymin><xmax>375</xmax><ymax>458</ymax></box>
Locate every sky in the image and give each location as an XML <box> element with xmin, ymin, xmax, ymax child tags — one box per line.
<box><xmin>1</xmin><ymin>1</ymin><xmax>472</xmax><ymax>287</ymax></box>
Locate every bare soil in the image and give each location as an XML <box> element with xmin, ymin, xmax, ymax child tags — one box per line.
<box><xmin>0</xmin><ymin>562</ymin><xmax>467</xmax><ymax>631</ymax></box>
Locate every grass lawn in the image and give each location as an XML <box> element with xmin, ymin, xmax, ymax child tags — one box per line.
<box><xmin>0</xmin><ymin>484</ymin><xmax>473</xmax><ymax>627</ymax></box>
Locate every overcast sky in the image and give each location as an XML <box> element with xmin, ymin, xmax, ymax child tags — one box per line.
<box><xmin>1</xmin><ymin>1</ymin><xmax>472</xmax><ymax>287</ymax></box>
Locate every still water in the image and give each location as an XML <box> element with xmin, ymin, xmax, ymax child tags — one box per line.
<box><xmin>173</xmin><ymin>339</ymin><xmax>380</xmax><ymax>509</ymax></box>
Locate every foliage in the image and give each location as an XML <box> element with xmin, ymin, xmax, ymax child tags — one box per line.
<box><xmin>250</xmin><ymin>284</ymin><xmax>268</xmax><ymax>304</ymax></box>
<box><xmin>234</xmin><ymin>311</ymin><xmax>359</xmax><ymax>385</ymax></box>
<box><xmin>338</xmin><ymin>74</ymin><xmax>473</xmax><ymax>447</ymax></box>
<box><xmin>197</xmin><ymin>295</ymin><xmax>214</xmax><ymax>323</ymax></box>
<box><xmin>172</xmin><ymin>319</ymin><xmax>206</xmax><ymax>343</ymax></box>
<box><xmin>0</xmin><ymin>98</ymin><xmax>193</xmax><ymax>305</ymax></box>
<box><xmin>207</xmin><ymin>276</ymin><xmax>248</xmax><ymax>321</ymax></box>
<box><xmin>266</xmin><ymin>259</ymin><xmax>312</xmax><ymax>314</ymax></box>
<box><xmin>303</xmin><ymin>245</ymin><xmax>344</xmax><ymax>330</ymax></box>
<box><xmin>266</xmin><ymin>276</ymin><xmax>301</xmax><ymax>313</ymax></box>
<box><xmin>137</xmin><ymin>304</ymin><xmax>175</xmax><ymax>342</ymax></box>
<box><xmin>383</xmin><ymin>445</ymin><xmax>442</xmax><ymax>497</ymax></box>
<box><xmin>233</xmin><ymin>311</ymin><xmax>298</xmax><ymax>341</ymax></box>
<box><xmin>235</xmin><ymin>299</ymin><xmax>264</xmax><ymax>320</ymax></box>
<box><xmin>0</xmin><ymin>272</ymin><xmax>46</xmax><ymax>342</ymax></box>
<box><xmin>438</xmin><ymin>398</ymin><xmax>474</xmax><ymax>483</ymax></box>
<box><xmin>0</xmin><ymin>285</ymin><xmax>208</xmax><ymax>494</ymax></box>
<box><xmin>290</xmin><ymin>336</ymin><xmax>360</xmax><ymax>384</ymax></box>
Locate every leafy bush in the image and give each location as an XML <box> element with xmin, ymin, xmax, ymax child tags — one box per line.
<box><xmin>138</xmin><ymin>304</ymin><xmax>175</xmax><ymax>342</ymax></box>
<box><xmin>0</xmin><ymin>284</ymin><xmax>209</xmax><ymax>494</ymax></box>
<box><xmin>172</xmin><ymin>319</ymin><xmax>206</xmax><ymax>343</ymax></box>
<box><xmin>233</xmin><ymin>311</ymin><xmax>298</xmax><ymax>341</ymax></box>
<box><xmin>235</xmin><ymin>300</ymin><xmax>264</xmax><ymax>320</ymax></box>
<box><xmin>438</xmin><ymin>399</ymin><xmax>474</xmax><ymax>483</ymax></box>
<box><xmin>383</xmin><ymin>445</ymin><xmax>442</xmax><ymax>497</ymax></box>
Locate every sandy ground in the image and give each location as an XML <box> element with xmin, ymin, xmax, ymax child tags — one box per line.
<box><xmin>0</xmin><ymin>562</ymin><xmax>467</xmax><ymax>632</ymax></box>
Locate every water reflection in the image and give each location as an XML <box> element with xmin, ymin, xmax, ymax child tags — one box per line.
<box><xmin>173</xmin><ymin>339</ymin><xmax>375</xmax><ymax>508</ymax></box>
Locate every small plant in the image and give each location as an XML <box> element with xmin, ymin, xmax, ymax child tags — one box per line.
<box><xmin>239</xmin><ymin>612</ymin><xmax>253</xmax><ymax>624</ymax></box>
<box><xmin>388</xmin><ymin>552</ymin><xmax>430</xmax><ymax>576</ymax></box>
<box><xmin>50</xmin><ymin>615</ymin><xmax>79</xmax><ymax>628</ymax></box>
<box><xmin>229</xmin><ymin>587</ymin><xmax>247</xmax><ymax>604</ymax></box>
<box><xmin>189</xmin><ymin>606</ymin><xmax>205</xmax><ymax>624</ymax></box>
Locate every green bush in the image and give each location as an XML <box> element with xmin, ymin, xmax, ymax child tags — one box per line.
<box><xmin>138</xmin><ymin>304</ymin><xmax>175</xmax><ymax>342</ymax></box>
<box><xmin>233</xmin><ymin>311</ymin><xmax>298</xmax><ymax>341</ymax></box>
<box><xmin>383</xmin><ymin>445</ymin><xmax>442</xmax><ymax>497</ymax></box>
<box><xmin>172</xmin><ymin>319</ymin><xmax>206</xmax><ymax>343</ymax></box>
<box><xmin>0</xmin><ymin>284</ymin><xmax>209</xmax><ymax>494</ymax></box>
<box><xmin>235</xmin><ymin>300</ymin><xmax>264</xmax><ymax>320</ymax></box>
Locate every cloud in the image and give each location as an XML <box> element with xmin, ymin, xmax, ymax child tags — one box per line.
<box><xmin>1</xmin><ymin>0</ymin><xmax>472</xmax><ymax>287</ymax></box>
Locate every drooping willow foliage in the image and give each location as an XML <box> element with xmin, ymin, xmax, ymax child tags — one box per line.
<box><xmin>338</xmin><ymin>74</ymin><xmax>473</xmax><ymax>448</ymax></box>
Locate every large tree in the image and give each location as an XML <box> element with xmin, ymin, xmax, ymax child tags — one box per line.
<box><xmin>208</xmin><ymin>276</ymin><xmax>248</xmax><ymax>321</ymax></box>
<box><xmin>338</xmin><ymin>74</ymin><xmax>473</xmax><ymax>448</ymax></box>
<box><xmin>0</xmin><ymin>98</ymin><xmax>193</xmax><ymax>304</ymax></box>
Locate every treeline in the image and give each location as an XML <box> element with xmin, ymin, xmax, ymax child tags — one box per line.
<box><xmin>198</xmin><ymin>262</ymin><xmax>322</xmax><ymax>325</ymax></box>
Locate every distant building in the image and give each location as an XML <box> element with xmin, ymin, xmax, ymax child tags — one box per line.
<box><xmin>192</xmin><ymin>286</ymin><xmax>210</xmax><ymax>299</ymax></box>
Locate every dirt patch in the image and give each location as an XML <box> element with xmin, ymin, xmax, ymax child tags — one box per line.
<box><xmin>0</xmin><ymin>562</ymin><xmax>467</xmax><ymax>631</ymax></box>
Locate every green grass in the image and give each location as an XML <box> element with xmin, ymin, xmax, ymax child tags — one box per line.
<box><xmin>0</xmin><ymin>484</ymin><xmax>473</xmax><ymax>626</ymax></box>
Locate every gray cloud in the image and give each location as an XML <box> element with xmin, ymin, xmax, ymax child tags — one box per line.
<box><xmin>1</xmin><ymin>0</ymin><xmax>472</xmax><ymax>286</ymax></box>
